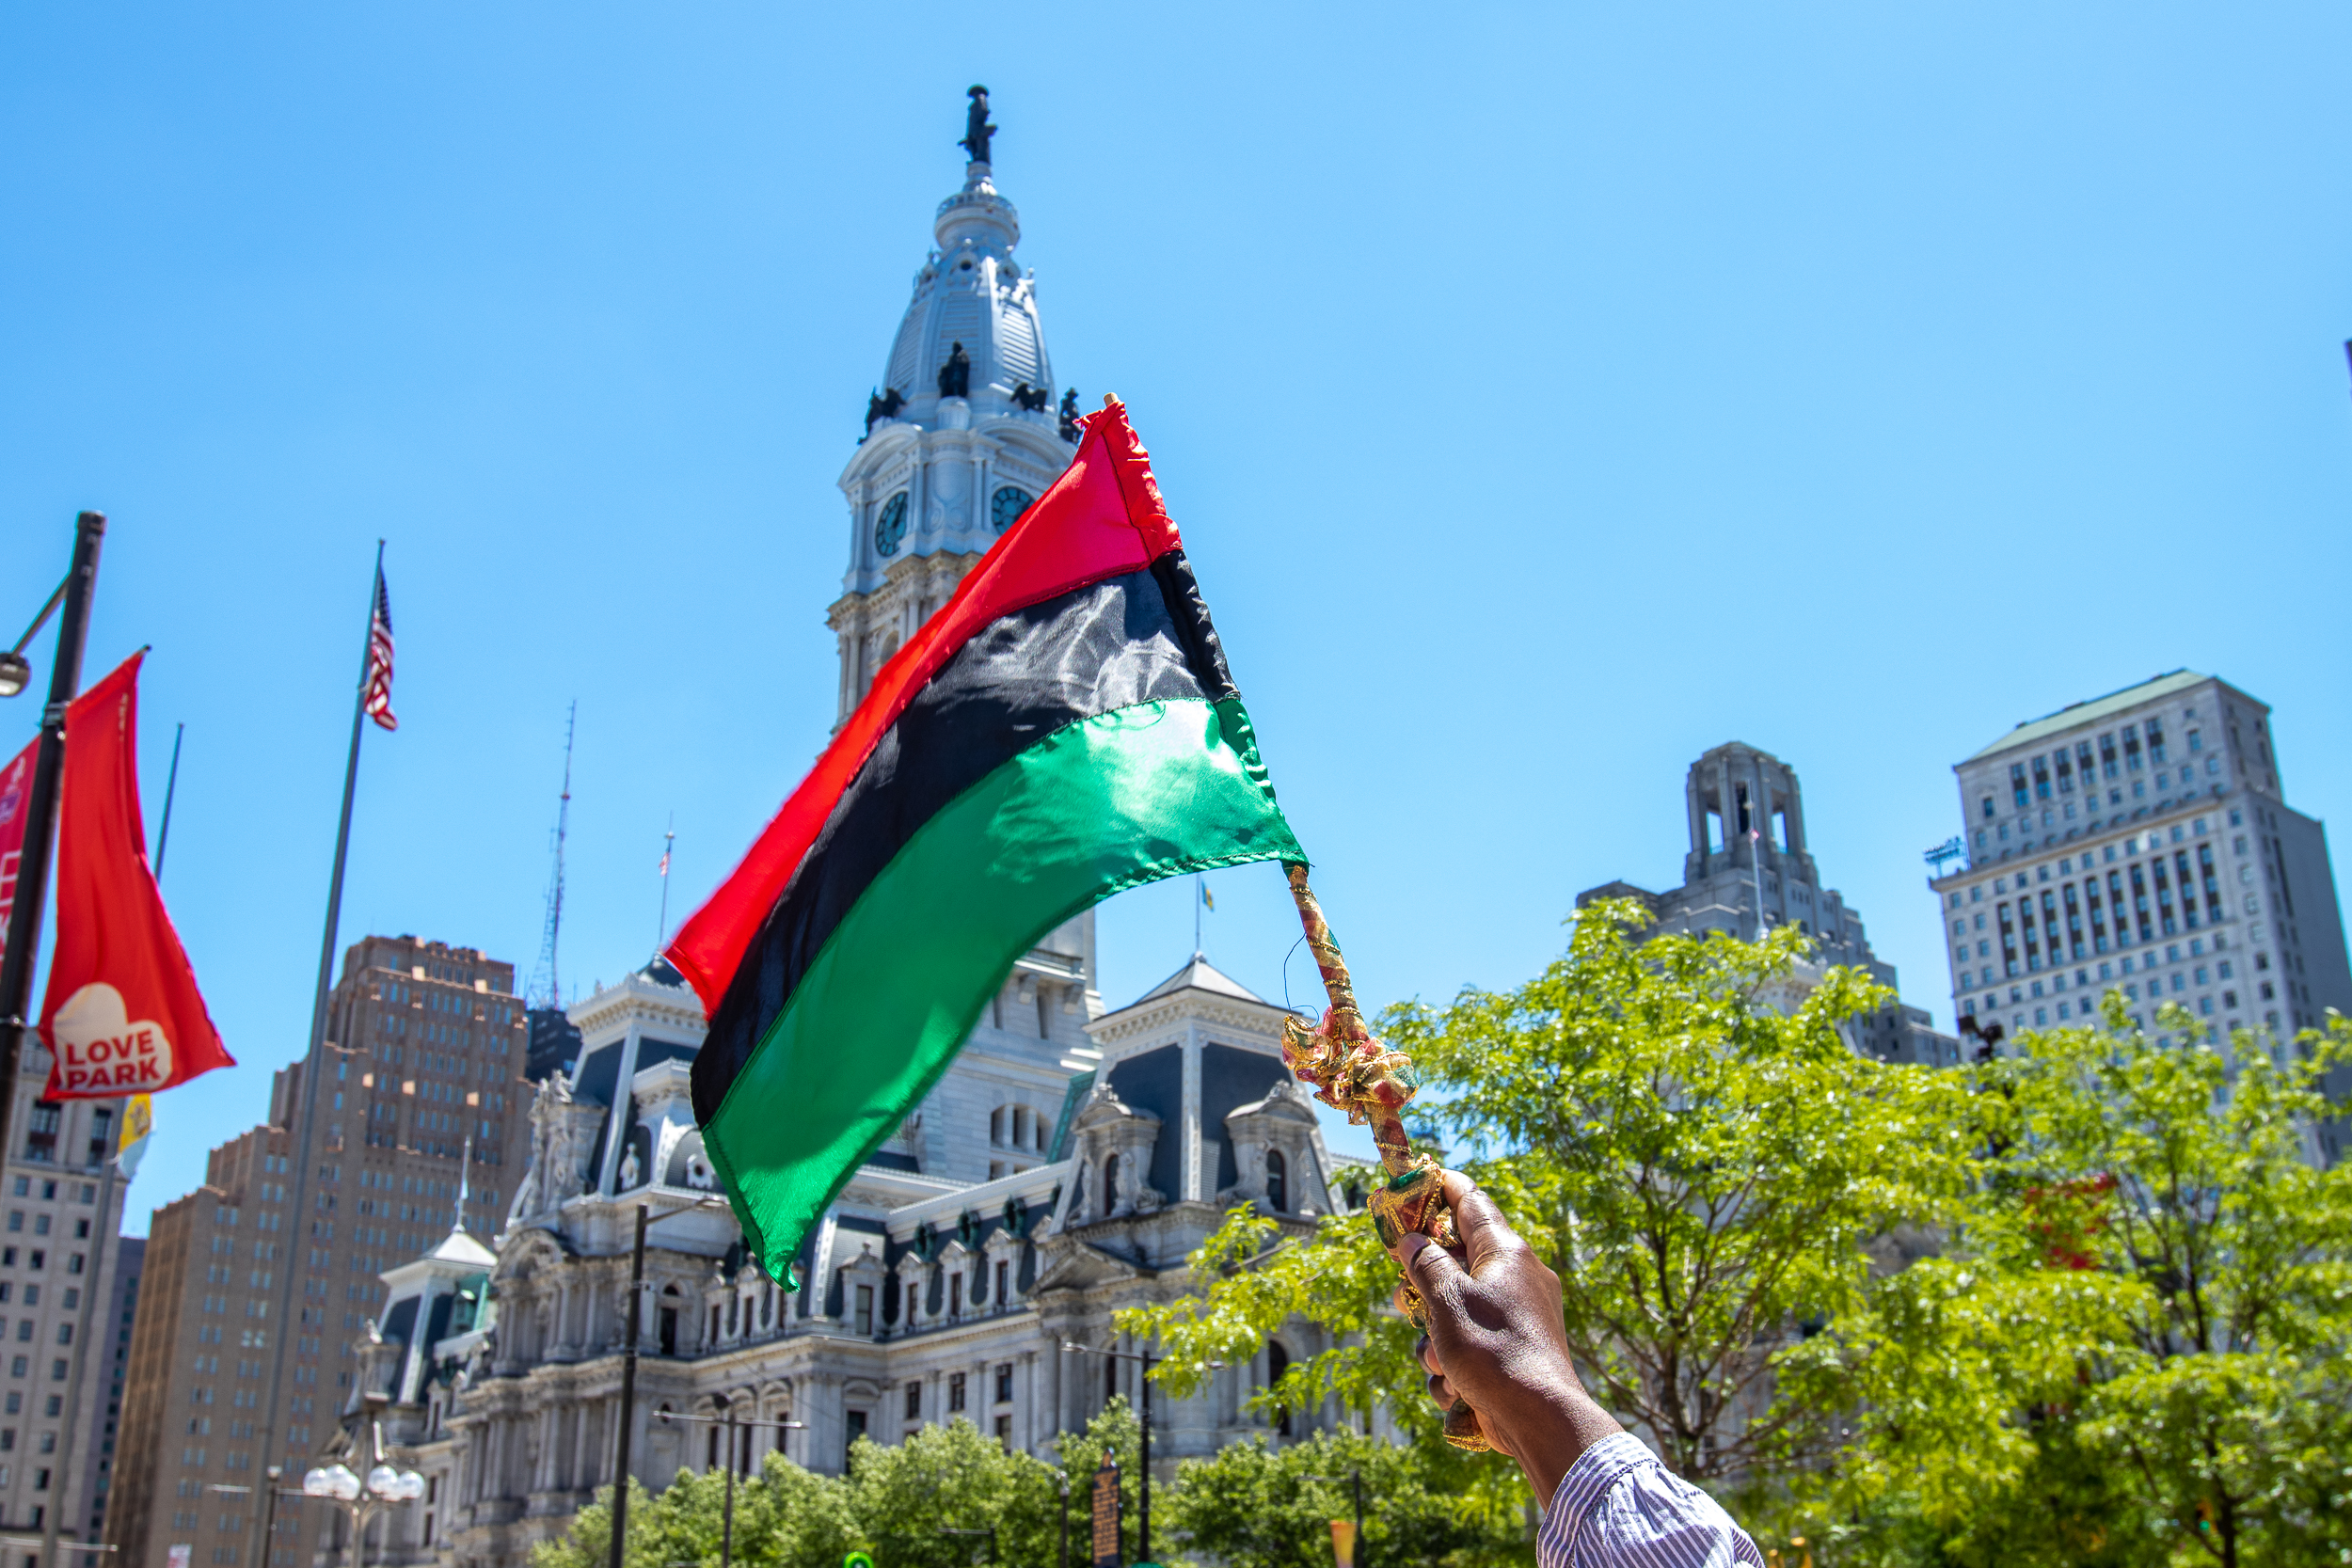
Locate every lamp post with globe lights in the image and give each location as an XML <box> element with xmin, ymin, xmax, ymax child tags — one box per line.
<box><xmin>301</xmin><ymin>1451</ymin><xmax>424</xmax><ymax>1568</ymax></box>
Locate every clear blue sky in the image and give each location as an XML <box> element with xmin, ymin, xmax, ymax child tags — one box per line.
<box><xmin>4</xmin><ymin>4</ymin><xmax>2347</xmax><ymax>1233</ymax></box>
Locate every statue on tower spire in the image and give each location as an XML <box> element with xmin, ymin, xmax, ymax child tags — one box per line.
<box><xmin>959</xmin><ymin>85</ymin><xmax>996</xmax><ymax>166</ymax></box>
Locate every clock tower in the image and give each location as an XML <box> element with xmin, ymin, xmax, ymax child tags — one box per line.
<box><xmin>824</xmin><ymin>90</ymin><xmax>1101</xmax><ymax>1180</ymax></box>
<box><xmin>829</xmin><ymin>89</ymin><xmax>1076</xmax><ymax>722</ymax></box>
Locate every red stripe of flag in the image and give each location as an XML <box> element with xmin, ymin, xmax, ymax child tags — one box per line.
<box><xmin>364</xmin><ymin>575</ymin><xmax>398</xmax><ymax>733</ymax></box>
<box><xmin>666</xmin><ymin>401</ymin><xmax>1180</xmax><ymax>1013</ymax></box>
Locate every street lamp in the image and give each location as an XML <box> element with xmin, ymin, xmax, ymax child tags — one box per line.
<box><xmin>206</xmin><ymin>1471</ymin><xmax>291</xmax><ymax>1568</ymax></box>
<box><xmin>1304</xmin><ymin>1471</ymin><xmax>1366</xmax><ymax>1568</ymax></box>
<box><xmin>610</xmin><ymin>1193</ymin><xmax>733</xmax><ymax>1568</ymax></box>
<box><xmin>1062</xmin><ymin>1340</ymin><xmax>1172</xmax><ymax>1566</ymax></box>
<box><xmin>0</xmin><ymin>514</ymin><xmax>105</xmax><ymax>1181</ymax></box>
<box><xmin>0</xmin><ymin>573</ymin><xmax>71</xmax><ymax>700</ymax></box>
<box><xmin>657</xmin><ymin>1402</ymin><xmax>806</xmax><ymax>1568</ymax></box>
<box><xmin>302</xmin><ymin>1437</ymin><xmax>422</xmax><ymax>1568</ymax></box>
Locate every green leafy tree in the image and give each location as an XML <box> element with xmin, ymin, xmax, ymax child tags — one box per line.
<box><xmin>1167</xmin><ymin>1428</ymin><xmax>1526</xmax><ymax>1568</ymax></box>
<box><xmin>532</xmin><ymin>1455</ymin><xmax>861</xmax><ymax>1568</ymax></box>
<box><xmin>1050</xmin><ymin>1396</ymin><xmax>1144</xmax><ymax>1564</ymax></box>
<box><xmin>533</xmin><ymin>1403</ymin><xmax>1143</xmax><ymax>1568</ymax></box>
<box><xmin>1131</xmin><ymin>904</ymin><xmax>1978</xmax><ymax>1496</ymax></box>
<box><xmin>1783</xmin><ymin>1006</ymin><xmax>2352</xmax><ymax>1567</ymax></box>
<box><xmin>848</xmin><ymin>1418</ymin><xmax>1063</xmax><ymax>1568</ymax></box>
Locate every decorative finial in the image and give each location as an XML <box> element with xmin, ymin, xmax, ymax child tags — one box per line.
<box><xmin>959</xmin><ymin>85</ymin><xmax>996</xmax><ymax>166</ymax></box>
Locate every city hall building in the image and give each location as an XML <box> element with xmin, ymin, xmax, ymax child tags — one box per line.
<box><xmin>340</xmin><ymin>112</ymin><xmax>1373</xmax><ymax>1568</ymax></box>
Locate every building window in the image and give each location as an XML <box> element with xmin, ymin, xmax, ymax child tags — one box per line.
<box><xmin>948</xmin><ymin>1373</ymin><xmax>966</xmax><ymax>1414</ymax></box>
<box><xmin>993</xmin><ymin>1414</ymin><xmax>1011</xmax><ymax>1450</ymax></box>
<box><xmin>854</xmin><ymin>1285</ymin><xmax>874</xmax><ymax>1338</ymax></box>
<box><xmin>995</xmin><ymin>1364</ymin><xmax>1013</xmax><ymax>1403</ymax></box>
<box><xmin>1264</xmin><ymin>1150</ymin><xmax>1288</xmax><ymax>1213</ymax></box>
<box><xmin>1266</xmin><ymin>1340</ymin><xmax>1292</xmax><ymax>1438</ymax></box>
<box><xmin>904</xmin><ymin>1381</ymin><xmax>921</xmax><ymax>1420</ymax></box>
<box><xmin>24</xmin><ymin>1103</ymin><xmax>59</xmax><ymax>1164</ymax></box>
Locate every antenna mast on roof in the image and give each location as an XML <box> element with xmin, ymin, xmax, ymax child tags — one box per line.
<box><xmin>528</xmin><ymin>702</ymin><xmax>576</xmax><ymax>1009</ymax></box>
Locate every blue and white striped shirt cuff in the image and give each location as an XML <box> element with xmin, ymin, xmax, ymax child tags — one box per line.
<box><xmin>1534</xmin><ymin>1433</ymin><xmax>1767</xmax><ymax>1568</ymax></box>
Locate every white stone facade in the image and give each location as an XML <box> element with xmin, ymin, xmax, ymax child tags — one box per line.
<box><xmin>346</xmin><ymin>956</ymin><xmax>1369</xmax><ymax>1568</ymax></box>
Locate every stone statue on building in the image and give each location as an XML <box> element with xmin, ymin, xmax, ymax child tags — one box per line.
<box><xmin>938</xmin><ymin>341</ymin><xmax>971</xmax><ymax>399</ymax></box>
<box><xmin>1058</xmin><ymin>388</ymin><xmax>1082</xmax><ymax>442</ymax></box>
<box><xmin>864</xmin><ymin>386</ymin><xmax>905</xmax><ymax>436</ymax></box>
<box><xmin>959</xmin><ymin>85</ymin><xmax>995</xmax><ymax>166</ymax></box>
<box><xmin>619</xmin><ymin>1145</ymin><xmax>641</xmax><ymax>1190</ymax></box>
<box><xmin>1010</xmin><ymin>381</ymin><xmax>1049</xmax><ymax>413</ymax></box>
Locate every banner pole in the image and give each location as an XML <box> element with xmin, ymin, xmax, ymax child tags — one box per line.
<box><xmin>249</xmin><ymin>541</ymin><xmax>384</xmax><ymax>1568</ymax></box>
<box><xmin>0</xmin><ymin>512</ymin><xmax>106</xmax><ymax>1171</ymax></box>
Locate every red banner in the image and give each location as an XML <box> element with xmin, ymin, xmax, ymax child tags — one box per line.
<box><xmin>0</xmin><ymin>737</ymin><xmax>35</xmax><ymax>935</ymax></box>
<box><xmin>37</xmin><ymin>653</ymin><xmax>234</xmax><ymax>1098</ymax></box>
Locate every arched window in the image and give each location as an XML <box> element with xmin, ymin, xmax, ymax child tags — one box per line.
<box><xmin>1101</xmin><ymin>1153</ymin><xmax>1120</xmax><ymax>1217</ymax></box>
<box><xmin>1264</xmin><ymin>1149</ymin><xmax>1288</xmax><ymax>1212</ymax></box>
<box><xmin>1267</xmin><ymin>1340</ymin><xmax>1293</xmax><ymax>1438</ymax></box>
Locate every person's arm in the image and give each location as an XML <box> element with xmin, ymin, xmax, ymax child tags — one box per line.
<box><xmin>1388</xmin><ymin>1171</ymin><xmax>1766</xmax><ymax>1568</ymax></box>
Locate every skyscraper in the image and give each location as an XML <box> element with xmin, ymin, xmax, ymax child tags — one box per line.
<box><xmin>0</xmin><ymin>1050</ymin><xmax>132</xmax><ymax>1554</ymax></box>
<box><xmin>1930</xmin><ymin>673</ymin><xmax>2351</xmax><ymax>1151</ymax></box>
<box><xmin>105</xmin><ymin>937</ymin><xmax>532</xmax><ymax>1568</ymax></box>
<box><xmin>77</xmin><ymin>1234</ymin><xmax>141</xmax><ymax>1539</ymax></box>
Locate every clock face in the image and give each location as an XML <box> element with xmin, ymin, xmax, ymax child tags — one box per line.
<box><xmin>874</xmin><ymin>492</ymin><xmax>909</xmax><ymax>558</ymax></box>
<box><xmin>991</xmin><ymin>486</ymin><xmax>1035</xmax><ymax>532</ymax></box>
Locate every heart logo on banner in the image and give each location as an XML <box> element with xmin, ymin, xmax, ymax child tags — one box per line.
<box><xmin>47</xmin><ymin>982</ymin><xmax>177</xmax><ymax>1094</ymax></box>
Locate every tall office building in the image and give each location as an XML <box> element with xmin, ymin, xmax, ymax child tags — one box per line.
<box><xmin>1930</xmin><ymin>673</ymin><xmax>2352</xmax><ymax>1150</ymax></box>
<box><xmin>1580</xmin><ymin>741</ymin><xmax>1960</xmax><ymax>1066</ymax></box>
<box><xmin>105</xmin><ymin>937</ymin><xmax>533</xmax><ymax>1568</ymax></box>
<box><xmin>0</xmin><ymin>1042</ymin><xmax>134</xmax><ymax>1557</ymax></box>
<box><xmin>77</xmin><ymin>1234</ymin><xmax>141</xmax><ymax>1538</ymax></box>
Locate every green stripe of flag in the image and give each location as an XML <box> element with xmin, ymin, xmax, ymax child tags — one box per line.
<box><xmin>702</xmin><ymin>695</ymin><xmax>1302</xmax><ymax>1281</ymax></box>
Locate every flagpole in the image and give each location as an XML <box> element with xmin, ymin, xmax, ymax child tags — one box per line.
<box><xmin>249</xmin><ymin>541</ymin><xmax>385</xmax><ymax>1568</ymax></box>
<box><xmin>657</xmin><ymin>816</ymin><xmax>675</xmax><ymax>949</ymax></box>
<box><xmin>152</xmin><ymin>721</ymin><xmax>185</xmax><ymax>881</ymax></box>
<box><xmin>0</xmin><ymin>511</ymin><xmax>105</xmax><ymax>1175</ymax></box>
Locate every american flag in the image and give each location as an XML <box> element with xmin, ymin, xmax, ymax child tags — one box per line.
<box><xmin>363</xmin><ymin>573</ymin><xmax>399</xmax><ymax>732</ymax></box>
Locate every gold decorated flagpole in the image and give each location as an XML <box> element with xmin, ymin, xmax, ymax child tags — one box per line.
<box><xmin>1279</xmin><ymin>862</ymin><xmax>1489</xmax><ymax>1451</ymax></box>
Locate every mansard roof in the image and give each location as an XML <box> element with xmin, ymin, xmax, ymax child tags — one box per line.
<box><xmin>1139</xmin><ymin>954</ymin><xmax>1263</xmax><ymax>1004</ymax></box>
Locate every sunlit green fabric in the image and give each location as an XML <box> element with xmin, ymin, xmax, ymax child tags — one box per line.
<box><xmin>702</xmin><ymin>696</ymin><xmax>1300</xmax><ymax>1282</ymax></box>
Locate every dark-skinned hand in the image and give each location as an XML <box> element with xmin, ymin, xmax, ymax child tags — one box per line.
<box><xmin>1387</xmin><ymin>1169</ymin><xmax>1623</xmax><ymax>1505</ymax></box>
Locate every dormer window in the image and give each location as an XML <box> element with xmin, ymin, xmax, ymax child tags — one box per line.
<box><xmin>1100</xmin><ymin>1154</ymin><xmax>1119</xmax><ymax>1219</ymax></box>
<box><xmin>1264</xmin><ymin>1150</ymin><xmax>1287</xmax><ymax>1213</ymax></box>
